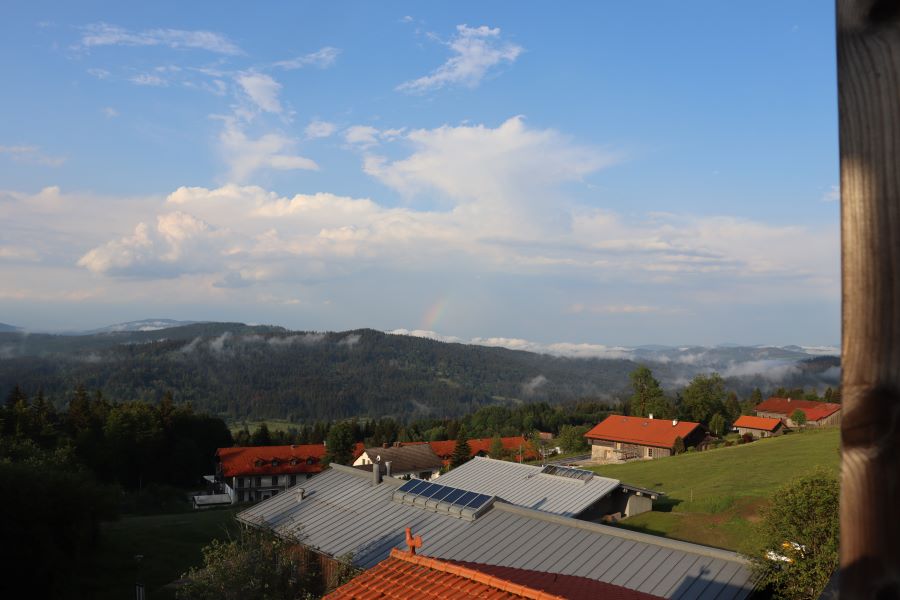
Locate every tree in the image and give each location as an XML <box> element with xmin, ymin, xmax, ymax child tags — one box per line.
<box><xmin>629</xmin><ymin>366</ymin><xmax>664</xmax><ymax>417</ymax></box>
<box><xmin>791</xmin><ymin>409</ymin><xmax>807</xmax><ymax>429</ymax></box>
<box><xmin>673</xmin><ymin>436</ymin><xmax>685</xmax><ymax>454</ymax></box>
<box><xmin>681</xmin><ymin>373</ymin><xmax>727</xmax><ymax>424</ymax></box>
<box><xmin>250</xmin><ymin>423</ymin><xmax>272</xmax><ymax>446</ymax></box>
<box><xmin>557</xmin><ymin>424</ymin><xmax>590</xmax><ymax>453</ymax></box>
<box><xmin>752</xmin><ymin>469</ymin><xmax>838</xmax><ymax>600</ymax></box>
<box><xmin>709</xmin><ymin>413</ymin><xmax>726</xmax><ymax>437</ymax></box>
<box><xmin>489</xmin><ymin>435</ymin><xmax>505</xmax><ymax>460</ymax></box>
<box><xmin>324</xmin><ymin>422</ymin><xmax>356</xmax><ymax>465</ymax></box>
<box><xmin>449</xmin><ymin>429</ymin><xmax>471</xmax><ymax>469</ymax></box>
<box><xmin>177</xmin><ymin>528</ymin><xmax>320</xmax><ymax>600</ymax></box>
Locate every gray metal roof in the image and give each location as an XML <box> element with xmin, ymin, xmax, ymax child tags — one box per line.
<box><xmin>238</xmin><ymin>464</ymin><xmax>755</xmax><ymax>599</ymax></box>
<box><xmin>434</xmin><ymin>456</ymin><xmax>621</xmax><ymax>517</ymax></box>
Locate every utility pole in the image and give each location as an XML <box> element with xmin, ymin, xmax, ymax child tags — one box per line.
<box><xmin>837</xmin><ymin>1</ymin><xmax>900</xmax><ymax>597</ymax></box>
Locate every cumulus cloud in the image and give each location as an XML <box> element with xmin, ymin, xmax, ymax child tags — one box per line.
<box><xmin>77</xmin><ymin>211</ymin><xmax>231</xmax><ymax>277</ymax></box>
<box><xmin>397</xmin><ymin>24</ymin><xmax>522</xmax><ymax>93</ymax></box>
<box><xmin>77</xmin><ymin>23</ymin><xmax>243</xmax><ymax>55</ymax></box>
<box><xmin>0</xmin><ymin>145</ymin><xmax>66</xmax><ymax>167</ymax></box>
<box><xmin>130</xmin><ymin>73</ymin><xmax>168</xmax><ymax>87</ymax></box>
<box><xmin>273</xmin><ymin>47</ymin><xmax>340</xmax><ymax>70</ymax></box>
<box><xmin>344</xmin><ymin>125</ymin><xmax>380</xmax><ymax>148</ymax></box>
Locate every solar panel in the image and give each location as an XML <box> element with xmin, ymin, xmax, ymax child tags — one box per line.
<box><xmin>391</xmin><ymin>480</ymin><xmax>495</xmax><ymax>520</ymax></box>
<box><xmin>539</xmin><ymin>464</ymin><xmax>594</xmax><ymax>482</ymax></box>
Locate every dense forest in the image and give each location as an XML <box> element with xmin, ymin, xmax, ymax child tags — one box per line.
<box><xmin>0</xmin><ymin>323</ymin><xmax>839</xmax><ymax>421</ymax></box>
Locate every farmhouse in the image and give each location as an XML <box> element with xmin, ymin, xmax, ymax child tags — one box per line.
<box><xmin>732</xmin><ymin>415</ymin><xmax>783</xmax><ymax>438</ymax></box>
<box><xmin>239</xmin><ymin>462</ymin><xmax>756</xmax><ymax>599</ymax></box>
<box><xmin>754</xmin><ymin>397</ymin><xmax>842</xmax><ymax>427</ymax></box>
<box><xmin>584</xmin><ymin>415</ymin><xmax>704</xmax><ymax>461</ymax></box>
<box><xmin>436</xmin><ymin>456</ymin><xmax>659</xmax><ymax>519</ymax></box>
<box><xmin>426</xmin><ymin>435</ymin><xmax>539</xmax><ymax>465</ymax></box>
<box><xmin>214</xmin><ymin>444</ymin><xmax>326</xmax><ymax>503</ymax></box>
<box><xmin>353</xmin><ymin>443</ymin><xmax>444</xmax><ymax>481</ymax></box>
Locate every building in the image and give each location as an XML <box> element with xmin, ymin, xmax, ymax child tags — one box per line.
<box><xmin>353</xmin><ymin>443</ymin><xmax>444</xmax><ymax>480</ymax></box>
<box><xmin>436</xmin><ymin>456</ymin><xmax>658</xmax><ymax>519</ymax></box>
<box><xmin>324</xmin><ymin>543</ymin><xmax>663</xmax><ymax>600</ymax></box>
<box><xmin>732</xmin><ymin>415</ymin><xmax>783</xmax><ymax>438</ymax></box>
<box><xmin>238</xmin><ymin>463</ymin><xmax>756</xmax><ymax>599</ymax></box>
<box><xmin>754</xmin><ymin>397</ymin><xmax>842</xmax><ymax>427</ymax></box>
<box><xmin>584</xmin><ymin>416</ymin><xmax>704</xmax><ymax>461</ymax></box>
<box><xmin>426</xmin><ymin>436</ymin><xmax>539</xmax><ymax>465</ymax></box>
<box><xmin>215</xmin><ymin>444</ymin><xmax>326</xmax><ymax>503</ymax></box>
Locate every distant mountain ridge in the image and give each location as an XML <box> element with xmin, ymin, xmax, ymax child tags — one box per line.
<box><xmin>0</xmin><ymin>323</ymin><xmax>21</xmax><ymax>333</ymax></box>
<box><xmin>0</xmin><ymin>322</ymin><xmax>839</xmax><ymax>421</ymax></box>
<box><xmin>79</xmin><ymin>318</ymin><xmax>200</xmax><ymax>334</ymax></box>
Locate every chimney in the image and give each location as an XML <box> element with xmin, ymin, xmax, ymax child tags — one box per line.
<box><xmin>649</xmin><ymin>413</ymin><xmax>654</xmax><ymax>420</ymax></box>
<box><xmin>672</xmin><ymin>419</ymin><xmax>678</xmax><ymax>426</ymax></box>
<box><xmin>372</xmin><ymin>461</ymin><xmax>382</xmax><ymax>485</ymax></box>
<box><xmin>296</xmin><ymin>488</ymin><xmax>306</xmax><ymax>502</ymax></box>
<box><xmin>385</xmin><ymin>461</ymin><xmax>392</xmax><ymax>478</ymax></box>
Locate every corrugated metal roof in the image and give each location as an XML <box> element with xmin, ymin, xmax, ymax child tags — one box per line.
<box><xmin>238</xmin><ymin>465</ymin><xmax>755</xmax><ymax>599</ymax></box>
<box><xmin>435</xmin><ymin>457</ymin><xmax>621</xmax><ymax>517</ymax></box>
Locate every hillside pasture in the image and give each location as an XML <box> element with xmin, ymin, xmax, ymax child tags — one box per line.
<box><xmin>590</xmin><ymin>428</ymin><xmax>840</xmax><ymax>554</ymax></box>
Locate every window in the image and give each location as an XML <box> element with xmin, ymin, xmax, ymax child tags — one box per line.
<box><xmin>306</xmin><ymin>457</ymin><xmax>315</xmax><ymax>465</ymax></box>
<box><xmin>237</xmin><ymin>477</ymin><xmax>245</xmax><ymax>488</ymax></box>
<box><xmin>289</xmin><ymin>474</ymin><xmax>296</xmax><ymax>486</ymax></box>
<box><xmin>271</xmin><ymin>475</ymin><xmax>279</xmax><ymax>486</ymax></box>
<box><xmin>255</xmin><ymin>476</ymin><xmax>261</xmax><ymax>487</ymax></box>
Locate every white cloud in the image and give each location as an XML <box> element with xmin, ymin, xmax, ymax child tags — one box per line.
<box><xmin>821</xmin><ymin>185</ymin><xmax>839</xmax><ymax>202</ymax></box>
<box><xmin>130</xmin><ymin>73</ymin><xmax>168</xmax><ymax>87</ymax></box>
<box><xmin>236</xmin><ymin>72</ymin><xmax>283</xmax><ymax>114</ymax></box>
<box><xmin>102</xmin><ymin>107</ymin><xmax>119</xmax><ymax>118</ymax></box>
<box><xmin>0</xmin><ymin>145</ymin><xmax>66</xmax><ymax>167</ymax></box>
<box><xmin>78</xmin><ymin>23</ymin><xmax>243</xmax><ymax>55</ymax></box>
<box><xmin>87</xmin><ymin>67</ymin><xmax>110</xmax><ymax>79</ymax></box>
<box><xmin>273</xmin><ymin>47</ymin><xmax>340</xmax><ymax>70</ymax></box>
<box><xmin>397</xmin><ymin>24</ymin><xmax>523</xmax><ymax>93</ymax></box>
<box><xmin>305</xmin><ymin>120</ymin><xmax>336</xmax><ymax>139</ymax></box>
<box><xmin>344</xmin><ymin>125</ymin><xmax>380</xmax><ymax>148</ymax></box>
<box><xmin>77</xmin><ymin>211</ymin><xmax>231</xmax><ymax>277</ymax></box>
<box><xmin>216</xmin><ymin>117</ymin><xmax>318</xmax><ymax>182</ymax></box>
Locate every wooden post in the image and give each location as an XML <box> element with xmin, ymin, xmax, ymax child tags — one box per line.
<box><xmin>838</xmin><ymin>1</ymin><xmax>900</xmax><ymax>597</ymax></box>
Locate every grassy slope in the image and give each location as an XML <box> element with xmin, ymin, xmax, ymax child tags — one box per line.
<box><xmin>80</xmin><ymin>508</ymin><xmax>240</xmax><ymax>600</ymax></box>
<box><xmin>589</xmin><ymin>428</ymin><xmax>840</xmax><ymax>555</ymax></box>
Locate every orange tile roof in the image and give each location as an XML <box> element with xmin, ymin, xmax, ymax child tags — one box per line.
<box><xmin>324</xmin><ymin>548</ymin><xmax>662</xmax><ymax>600</ymax></box>
<box><xmin>583</xmin><ymin>416</ymin><xmax>702</xmax><ymax>449</ymax></box>
<box><xmin>425</xmin><ymin>437</ymin><xmax>538</xmax><ymax>463</ymax></box>
<box><xmin>733</xmin><ymin>415</ymin><xmax>782</xmax><ymax>431</ymax></box>
<box><xmin>755</xmin><ymin>397</ymin><xmax>841</xmax><ymax>422</ymax></box>
<box><xmin>216</xmin><ymin>444</ymin><xmax>326</xmax><ymax>477</ymax></box>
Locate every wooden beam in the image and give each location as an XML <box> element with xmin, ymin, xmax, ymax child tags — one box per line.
<box><xmin>838</xmin><ymin>1</ymin><xmax>900</xmax><ymax>597</ymax></box>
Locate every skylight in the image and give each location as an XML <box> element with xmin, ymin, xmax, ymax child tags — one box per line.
<box><xmin>539</xmin><ymin>464</ymin><xmax>595</xmax><ymax>482</ymax></box>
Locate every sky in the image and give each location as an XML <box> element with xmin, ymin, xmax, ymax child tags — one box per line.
<box><xmin>0</xmin><ymin>2</ymin><xmax>839</xmax><ymax>348</ymax></box>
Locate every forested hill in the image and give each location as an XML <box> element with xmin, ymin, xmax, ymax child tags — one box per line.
<box><xmin>0</xmin><ymin>325</ymin><xmax>638</xmax><ymax>420</ymax></box>
<box><xmin>0</xmin><ymin>323</ymin><xmax>839</xmax><ymax>421</ymax></box>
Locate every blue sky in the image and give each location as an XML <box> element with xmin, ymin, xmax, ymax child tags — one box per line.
<box><xmin>0</xmin><ymin>2</ymin><xmax>839</xmax><ymax>349</ymax></box>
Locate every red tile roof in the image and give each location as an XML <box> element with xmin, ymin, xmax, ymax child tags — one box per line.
<box><xmin>583</xmin><ymin>416</ymin><xmax>702</xmax><ymax>449</ymax></box>
<box><xmin>425</xmin><ymin>436</ymin><xmax>538</xmax><ymax>463</ymax></box>
<box><xmin>733</xmin><ymin>415</ymin><xmax>782</xmax><ymax>431</ymax></box>
<box><xmin>755</xmin><ymin>397</ymin><xmax>841</xmax><ymax>422</ymax></box>
<box><xmin>216</xmin><ymin>444</ymin><xmax>326</xmax><ymax>477</ymax></box>
<box><xmin>324</xmin><ymin>548</ymin><xmax>662</xmax><ymax>600</ymax></box>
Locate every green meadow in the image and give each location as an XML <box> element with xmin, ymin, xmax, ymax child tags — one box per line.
<box><xmin>590</xmin><ymin>428</ymin><xmax>840</xmax><ymax>555</ymax></box>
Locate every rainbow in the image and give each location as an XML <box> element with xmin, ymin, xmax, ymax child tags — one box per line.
<box><xmin>421</xmin><ymin>297</ymin><xmax>449</xmax><ymax>331</ymax></box>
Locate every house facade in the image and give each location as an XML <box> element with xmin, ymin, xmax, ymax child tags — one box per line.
<box><xmin>353</xmin><ymin>443</ymin><xmax>444</xmax><ymax>480</ymax></box>
<box><xmin>754</xmin><ymin>397</ymin><xmax>842</xmax><ymax>427</ymax></box>
<box><xmin>584</xmin><ymin>416</ymin><xmax>704</xmax><ymax>462</ymax></box>
<box><xmin>733</xmin><ymin>415</ymin><xmax>783</xmax><ymax>438</ymax></box>
<box><xmin>215</xmin><ymin>444</ymin><xmax>326</xmax><ymax>503</ymax></box>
